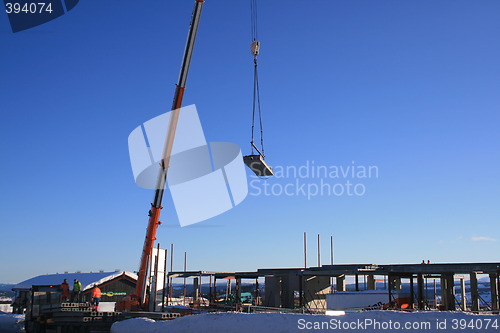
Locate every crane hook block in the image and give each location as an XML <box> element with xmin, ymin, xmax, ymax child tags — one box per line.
<box><xmin>250</xmin><ymin>41</ymin><xmax>260</xmax><ymax>57</ymax></box>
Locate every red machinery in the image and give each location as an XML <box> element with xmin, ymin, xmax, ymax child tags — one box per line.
<box><xmin>118</xmin><ymin>0</ymin><xmax>205</xmax><ymax>310</ymax></box>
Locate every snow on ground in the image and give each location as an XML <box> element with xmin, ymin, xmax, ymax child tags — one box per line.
<box><xmin>0</xmin><ymin>313</ymin><xmax>24</xmax><ymax>332</ymax></box>
<box><xmin>2</xmin><ymin>308</ymin><xmax>499</xmax><ymax>333</ymax></box>
<box><xmin>111</xmin><ymin>311</ymin><xmax>500</xmax><ymax>333</ymax></box>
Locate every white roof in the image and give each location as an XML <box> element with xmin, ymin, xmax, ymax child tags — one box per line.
<box><xmin>13</xmin><ymin>271</ymin><xmax>137</xmax><ymax>291</ymax></box>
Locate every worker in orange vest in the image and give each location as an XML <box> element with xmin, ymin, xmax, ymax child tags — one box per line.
<box><xmin>91</xmin><ymin>284</ymin><xmax>102</xmax><ymax>310</ymax></box>
<box><xmin>60</xmin><ymin>279</ymin><xmax>69</xmax><ymax>302</ymax></box>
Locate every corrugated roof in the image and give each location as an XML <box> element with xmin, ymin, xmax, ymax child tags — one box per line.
<box><xmin>12</xmin><ymin>271</ymin><xmax>137</xmax><ymax>291</ymax></box>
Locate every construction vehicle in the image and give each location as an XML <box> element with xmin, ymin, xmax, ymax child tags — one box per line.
<box><xmin>116</xmin><ymin>0</ymin><xmax>205</xmax><ymax>311</ymax></box>
<box><xmin>218</xmin><ymin>292</ymin><xmax>254</xmax><ymax>306</ymax></box>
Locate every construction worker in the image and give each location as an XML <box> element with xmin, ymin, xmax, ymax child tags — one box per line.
<box><xmin>91</xmin><ymin>284</ymin><xmax>102</xmax><ymax>310</ymax></box>
<box><xmin>72</xmin><ymin>279</ymin><xmax>82</xmax><ymax>303</ymax></box>
<box><xmin>60</xmin><ymin>279</ymin><xmax>69</xmax><ymax>302</ymax></box>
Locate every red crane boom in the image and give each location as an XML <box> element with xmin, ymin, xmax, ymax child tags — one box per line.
<box><xmin>133</xmin><ymin>0</ymin><xmax>205</xmax><ymax>309</ymax></box>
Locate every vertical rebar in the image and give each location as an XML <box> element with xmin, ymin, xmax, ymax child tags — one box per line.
<box><xmin>162</xmin><ymin>248</ymin><xmax>167</xmax><ymax>311</ymax></box>
<box><xmin>330</xmin><ymin>236</ymin><xmax>334</xmax><ymax>265</ymax></box>
<box><xmin>152</xmin><ymin>243</ymin><xmax>160</xmax><ymax>312</ymax></box>
<box><xmin>183</xmin><ymin>252</ymin><xmax>187</xmax><ymax>306</ymax></box>
<box><xmin>303</xmin><ymin>232</ymin><xmax>307</xmax><ymax>268</ymax></box>
<box><xmin>169</xmin><ymin>244</ymin><xmax>174</xmax><ymax>303</ymax></box>
<box><xmin>317</xmin><ymin>234</ymin><xmax>320</xmax><ymax>267</ymax></box>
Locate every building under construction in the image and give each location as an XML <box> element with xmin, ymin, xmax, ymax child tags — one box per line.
<box><xmin>166</xmin><ymin>262</ymin><xmax>500</xmax><ymax>313</ymax></box>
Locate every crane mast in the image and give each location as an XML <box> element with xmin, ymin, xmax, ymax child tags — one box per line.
<box><xmin>134</xmin><ymin>0</ymin><xmax>205</xmax><ymax>308</ymax></box>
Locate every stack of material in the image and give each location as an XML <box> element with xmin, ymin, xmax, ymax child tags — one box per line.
<box><xmin>40</xmin><ymin>302</ymin><xmax>124</xmax><ymax>330</ymax></box>
<box><xmin>36</xmin><ymin>302</ymin><xmax>180</xmax><ymax>331</ymax></box>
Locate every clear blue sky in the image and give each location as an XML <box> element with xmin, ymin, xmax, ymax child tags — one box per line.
<box><xmin>1</xmin><ymin>0</ymin><xmax>499</xmax><ymax>283</ymax></box>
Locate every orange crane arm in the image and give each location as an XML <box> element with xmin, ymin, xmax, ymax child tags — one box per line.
<box><xmin>134</xmin><ymin>0</ymin><xmax>205</xmax><ymax>308</ymax></box>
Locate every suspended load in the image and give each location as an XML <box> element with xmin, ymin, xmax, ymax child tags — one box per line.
<box><xmin>244</xmin><ymin>154</ymin><xmax>273</xmax><ymax>177</ymax></box>
<box><xmin>243</xmin><ymin>0</ymin><xmax>274</xmax><ymax>177</ymax></box>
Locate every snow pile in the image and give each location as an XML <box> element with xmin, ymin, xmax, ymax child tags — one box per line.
<box><xmin>111</xmin><ymin>311</ymin><xmax>500</xmax><ymax>333</ymax></box>
<box><xmin>0</xmin><ymin>303</ymin><xmax>13</xmax><ymax>313</ymax></box>
<box><xmin>0</xmin><ymin>313</ymin><xmax>24</xmax><ymax>333</ymax></box>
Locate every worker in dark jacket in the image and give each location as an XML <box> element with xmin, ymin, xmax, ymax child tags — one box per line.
<box><xmin>60</xmin><ymin>279</ymin><xmax>70</xmax><ymax>302</ymax></box>
<box><xmin>72</xmin><ymin>279</ymin><xmax>82</xmax><ymax>303</ymax></box>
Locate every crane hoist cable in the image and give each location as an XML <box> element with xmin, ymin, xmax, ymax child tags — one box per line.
<box><xmin>251</xmin><ymin>44</ymin><xmax>264</xmax><ymax>157</ymax></box>
<box><xmin>243</xmin><ymin>0</ymin><xmax>274</xmax><ymax>177</ymax></box>
<box><xmin>250</xmin><ymin>0</ymin><xmax>258</xmax><ymax>42</ymax></box>
<box><xmin>250</xmin><ymin>0</ymin><xmax>264</xmax><ymax>157</ymax></box>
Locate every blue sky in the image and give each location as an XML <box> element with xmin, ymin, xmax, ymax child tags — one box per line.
<box><xmin>1</xmin><ymin>0</ymin><xmax>499</xmax><ymax>283</ymax></box>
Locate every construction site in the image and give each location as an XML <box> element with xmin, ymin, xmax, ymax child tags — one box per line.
<box><xmin>9</xmin><ymin>260</ymin><xmax>500</xmax><ymax>332</ymax></box>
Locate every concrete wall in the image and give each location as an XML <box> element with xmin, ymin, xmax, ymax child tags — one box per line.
<box><xmin>304</xmin><ymin>276</ymin><xmax>330</xmax><ymax>310</ymax></box>
<box><xmin>264</xmin><ymin>276</ymin><xmax>281</xmax><ymax>307</ymax></box>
